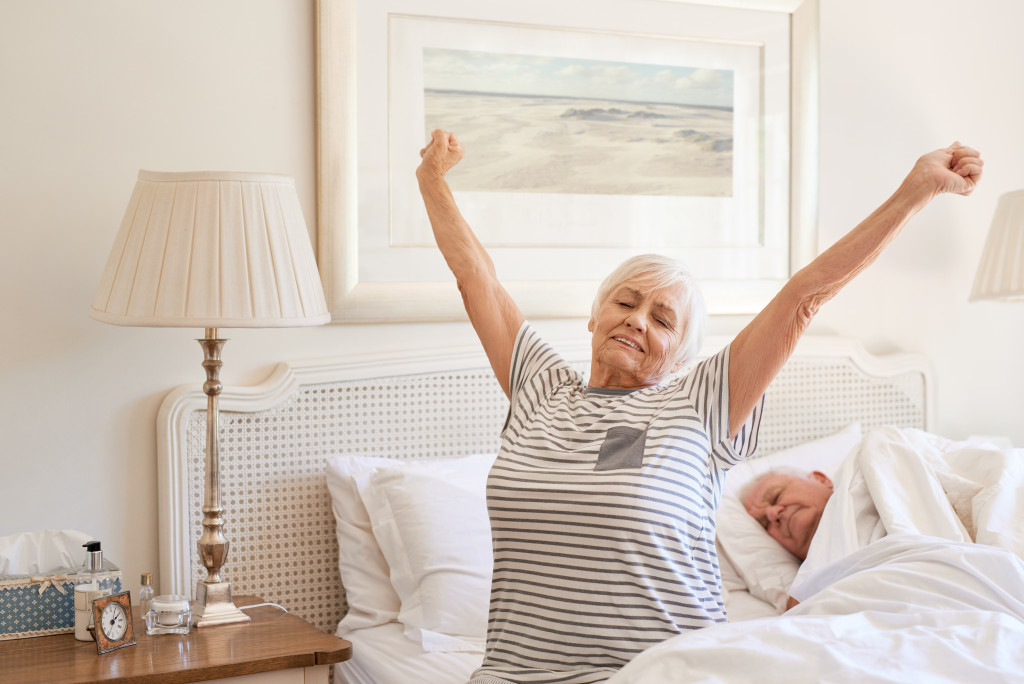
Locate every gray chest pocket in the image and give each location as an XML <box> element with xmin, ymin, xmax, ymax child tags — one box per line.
<box><xmin>595</xmin><ymin>426</ymin><xmax>647</xmax><ymax>470</ymax></box>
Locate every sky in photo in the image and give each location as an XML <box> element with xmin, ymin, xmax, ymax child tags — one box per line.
<box><xmin>423</xmin><ymin>47</ymin><xmax>734</xmax><ymax>108</ymax></box>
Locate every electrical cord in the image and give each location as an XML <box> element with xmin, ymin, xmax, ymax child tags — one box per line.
<box><xmin>238</xmin><ymin>602</ymin><xmax>289</xmax><ymax>613</ymax></box>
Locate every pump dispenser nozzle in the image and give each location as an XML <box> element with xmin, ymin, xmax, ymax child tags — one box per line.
<box><xmin>82</xmin><ymin>541</ymin><xmax>104</xmax><ymax>571</ymax></box>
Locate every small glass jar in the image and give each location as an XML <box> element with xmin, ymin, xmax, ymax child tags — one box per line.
<box><xmin>145</xmin><ymin>594</ymin><xmax>192</xmax><ymax>635</ymax></box>
<box><xmin>138</xmin><ymin>572</ymin><xmax>155</xmax><ymax>618</ymax></box>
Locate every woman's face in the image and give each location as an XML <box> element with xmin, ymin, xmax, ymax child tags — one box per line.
<box><xmin>588</xmin><ymin>279</ymin><xmax>687</xmax><ymax>389</ymax></box>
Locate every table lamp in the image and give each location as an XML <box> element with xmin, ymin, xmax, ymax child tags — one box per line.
<box><xmin>971</xmin><ymin>189</ymin><xmax>1024</xmax><ymax>302</ymax></box>
<box><xmin>89</xmin><ymin>170</ymin><xmax>330</xmax><ymax>626</ymax></box>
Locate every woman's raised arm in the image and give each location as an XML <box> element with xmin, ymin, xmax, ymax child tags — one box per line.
<box><xmin>417</xmin><ymin>129</ymin><xmax>525</xmax><ymax>398</ymax></box>
<box><xmin>727</xmin><ymin>143</ymin><xmax>983</xmax><ymax>438</ymax></box>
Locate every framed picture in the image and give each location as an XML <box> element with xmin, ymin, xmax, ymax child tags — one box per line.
<box><xmin>317</xmin><ymin>0</ymin><xmax>819</xmax><ymax>321</ymax></box>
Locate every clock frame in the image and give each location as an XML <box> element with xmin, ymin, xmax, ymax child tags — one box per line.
<box><xmin>91</xmin><ymin>591</ymin><xmax>136</xmax><ymax>654</ymax></box>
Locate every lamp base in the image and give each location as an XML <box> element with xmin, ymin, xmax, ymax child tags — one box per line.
<box><xmin>193</xmin><ymin>581</ymin><xmax>251</xmax><ymax>627</ymax></box>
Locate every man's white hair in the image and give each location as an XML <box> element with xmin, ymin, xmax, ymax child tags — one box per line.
<box><xmin>735</xmin><ymin>466</ymin><xmax>814</xmax><ymax>507</ymax></box>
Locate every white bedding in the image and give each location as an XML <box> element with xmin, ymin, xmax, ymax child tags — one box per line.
<box><xmin>334</xmin><ymin>586</ymin><xmax>776</xmax><ymax>684</ymax></box>
<box><xmin>607</xmin><ymin>535</ymin><xmax>1024</xmax><ymax>683</ymax></box>
<box><xmin>608</xmin><ymin>428</ymin><xmax>1024</xmax><ymax>682</ymax></box>
<box><xmin>334</xmin><ymin>621</ymin><xmax>483</xmax><ymax>684</ymax></box>
<box><xmin>793</xmin><ymin>426</ymin><xmax>1024</xmax><ymax>600</ymax></box>
<box><xmin>338</xmin><ymin>537</ymin><xmax>1024</xmax><ymax>684</ymax></box>
<box><xmin>331</xmin><ymin>426</ymin><xmax>1024</xmax><ymax>683</ymax></box>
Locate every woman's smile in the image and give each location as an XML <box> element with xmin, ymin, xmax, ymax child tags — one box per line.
<box><xmin>613</xmin><ymin>335</ymin><xmax>643</xmax><ymax>352</ymax></box>
<box><xmin>588</xmin><ymin>279</ymin><xmax>687</xmax><ymax>389</ymax></box>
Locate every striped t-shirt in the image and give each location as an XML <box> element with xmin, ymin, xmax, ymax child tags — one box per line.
<box><xmin>470</xmin><ymin>323</ymin><xmax>763</xmax><ymax>684</ymax></box>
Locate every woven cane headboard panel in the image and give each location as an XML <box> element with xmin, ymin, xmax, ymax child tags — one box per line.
<box><xmin>157</xmin><ymin>336</ymin><xmax>931</xmax><ymax>635</ymax></box>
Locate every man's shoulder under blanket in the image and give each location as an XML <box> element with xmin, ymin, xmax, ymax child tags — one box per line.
<box><xmin>790</xmin><ymin>426</ymin><xmax>1024</xmax><ymax>601</ymax></box>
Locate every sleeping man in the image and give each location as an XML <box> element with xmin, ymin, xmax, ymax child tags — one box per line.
<box><xmin>740</xmin><ymin>426</ymin><xmax>1024</xmax><ymax>607</ymax></box>
<box><xmin>743</xmin><ymin>469</ymin><xmax>834</xmax><ymax>561</ymax></box>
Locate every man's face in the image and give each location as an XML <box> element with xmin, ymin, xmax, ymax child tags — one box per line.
<box><xmin>743</xmin><ymin>471</ymin><xmax>833</xmax><ymax>560</ymax></box>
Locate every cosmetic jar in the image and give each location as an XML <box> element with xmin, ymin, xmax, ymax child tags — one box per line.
<box><xmin>145</xmin><ymin>594</ymin><xmax>192</xmax><ymax>635</ymax></box>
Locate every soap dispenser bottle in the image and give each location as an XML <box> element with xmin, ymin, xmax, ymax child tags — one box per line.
<box><xmin>74</xmin><ymin>541</ymin><xmax>113</xmax><ymax>641</ymax></box>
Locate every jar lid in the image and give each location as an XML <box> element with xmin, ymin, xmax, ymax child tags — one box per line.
<box><xmin>151</xmin><ymin>594</ymin><xmax>191</xmax><ymax>612</ymax></box>
<box><xmin>141</xmin><ymin>572</ymin><xmax>153</xmax><ymax>584</ymax></box>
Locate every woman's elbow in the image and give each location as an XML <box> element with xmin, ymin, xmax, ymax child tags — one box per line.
<box><xmin>795</xmin><ymin>293</ymin><xmax>825</xmax><ymax>329</ymax></box>
<box><xmin>781</xmin><ymin>273</ymin><xmax>837</xmax><ymax>332</ymax></box>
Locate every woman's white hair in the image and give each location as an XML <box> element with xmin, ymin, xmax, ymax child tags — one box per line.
<box><xmin>590</xmin><ymin>253</ymin><xmax>707</xmax><ymax>369</ymax></box>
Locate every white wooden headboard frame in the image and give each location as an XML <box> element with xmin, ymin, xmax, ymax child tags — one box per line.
<box><xmin>157</xmin><ymin>335</ymin><xmax>932</xmax><ymax>634</ymax></box>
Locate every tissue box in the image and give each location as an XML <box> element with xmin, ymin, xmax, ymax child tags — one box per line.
<box><xmin>0</xmin><ymin>560</ymin><xmax>122</xmax><ymax>640</ymax></box>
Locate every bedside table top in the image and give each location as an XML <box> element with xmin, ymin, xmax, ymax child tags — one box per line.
<box><xmin>0</xmin><ymin>595</ymin><xmax>352</xmax><ymax>683</ymax></box>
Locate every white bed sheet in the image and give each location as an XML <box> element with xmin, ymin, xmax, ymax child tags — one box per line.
<box><xmin>607</xmin><ymin>535</ymin><xmax>1024</xmax><ymax>684</ymax></box>
<box><xmin>723</xmin><ymin>587</ymin><xmax>777</xmax><ymax>622</ymax></box>
<box><xmin>334</xmin><ymin>621</ymin><xmax>483</xmax><ymax>684</ymax></box>
<box><xmin>718</xmin><ymin>536</ymin><xmax>779</xmax><ymax>621</ymax></box>
<box><xmin>334</xmin><ymin>590</ymin><xmax>773</xmax><ymax>684</ymax></box>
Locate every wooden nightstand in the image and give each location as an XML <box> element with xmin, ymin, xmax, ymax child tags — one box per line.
<box><xmin>0</xmin><ymin>595</ymin><xmax>352</xmax><ymax>683</ymax></box>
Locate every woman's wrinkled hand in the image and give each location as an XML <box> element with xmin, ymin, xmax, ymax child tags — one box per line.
<box><xmin>909</xmin><ymin>142</ymin><xmax>984</xmax><ymax>198</ymax></box>
<box><xmin>417</xmin><ymin>128</ymin><xmax>465</xmax><ymax>181</ymax></box>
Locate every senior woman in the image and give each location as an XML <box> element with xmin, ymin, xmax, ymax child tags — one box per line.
<box><xmin>416</xmin><ymin>129</ymin><xmax>983</xmax><ymax>684</ymax></box>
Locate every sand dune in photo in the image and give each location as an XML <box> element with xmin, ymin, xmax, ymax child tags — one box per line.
<box><xmin>425</xmin><ymin>89</ymin><xmax>733</xmax><ymax>197</ymax></box>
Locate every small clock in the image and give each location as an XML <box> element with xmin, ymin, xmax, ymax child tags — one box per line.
<box><xmin>91</xmin><ymin>591</ymin><xmax>137</xmax><ymax>654</ymax></box>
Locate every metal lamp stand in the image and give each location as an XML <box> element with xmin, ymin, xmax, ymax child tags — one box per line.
<box><xmin>192</xmin><ymin>328</ymin><xmax>250</xmax><ymax>627</ymax></box>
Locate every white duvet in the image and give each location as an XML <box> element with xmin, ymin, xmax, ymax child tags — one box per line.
<box><xmin>608</xmin><ymin>535</ymin><xmax>1024</xmax><ymax>683</ymax></box>
<box><xmin>792</xmin><ymin>426</ymin><xmax>1024</xmax><ymax>599</ymax></box>
<box><xmin>608</xmin><ymin>428</ymin><xmax>1024</xmax><ymax>683</ymax></box>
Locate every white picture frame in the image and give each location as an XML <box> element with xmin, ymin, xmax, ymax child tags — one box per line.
<box><xmin>317</xmin><ymin>0</ymin><xmax>819</xmax><ymax>321</ymax></box>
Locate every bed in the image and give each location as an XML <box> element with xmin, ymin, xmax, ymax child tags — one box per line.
<box><xmin>156</xmin><ymin>334</ymin><xmax>1024</xmax><ymax>683</ymax></box>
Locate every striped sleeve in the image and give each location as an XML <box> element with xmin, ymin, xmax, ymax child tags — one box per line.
<box><xmin>680</xmin><ymin>343</ymin><xmax>764</xmax><ymax>467</ymax></box>
<box><xmin>502</xmin><ymin>323</ymin><xmax>570</xmax><ymax>428</ymax></box>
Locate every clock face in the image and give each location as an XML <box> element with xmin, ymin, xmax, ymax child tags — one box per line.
<box><xmin>101</xmin><ymin>602</ymin><xmax>128</xmax><ymax>640</ymax></box>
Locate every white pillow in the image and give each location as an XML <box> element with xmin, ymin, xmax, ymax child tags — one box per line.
<box><xmin>716</xmin><ymin>538</ymin><xmax>747</xmax><ymax>595</ymax></box>
<box><xmin>325</xmin><ymin>455</ymin><xmax>405</xmax><ymax>635</ymax></box>
<box><xmin>716</xmin><ymin>423</ymin><xmax>862</xmax><ymax>612</ymax></box>
<box><xmin>356</xmin><ymin>453</ymin><xmax>495</xmax><ymax>652</ymax></box>
<box><xmin>722</xmin><ymin>423</ymin><xmax>862</xmax><ymax>501</ymax></box>
<box><xmin>716</xmin><ymin>497</ymin><xmax>801</xmax><ymax>612</ymax></box>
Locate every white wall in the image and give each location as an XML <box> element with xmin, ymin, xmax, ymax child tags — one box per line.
<box><xmin>811</xmin><ymin>0</ymin><xmax>1024</xmax><ymax>441</ymax></box>
<box><xmin>1</xmin><ymin>0</ymin><xmax>1022</xmax><ymax>601</ymax></box>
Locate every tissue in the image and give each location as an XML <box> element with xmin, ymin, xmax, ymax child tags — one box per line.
<box><xmin>0</xmin><ymin>529</ymin><xmax>93</xmax><ymax>576</ymax></box>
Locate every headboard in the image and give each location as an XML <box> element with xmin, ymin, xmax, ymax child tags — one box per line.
<box><xmin>156</xmin><ymin>335</ymin><xmax>932</xmax><ymax>634</ymax></box>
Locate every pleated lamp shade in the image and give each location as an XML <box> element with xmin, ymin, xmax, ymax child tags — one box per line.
<box><xmin>90</xmin><ymin>170</ymin><xmax>330</xmax><ymax>327</ymax></box>
<box><xmin>970</xmin><ymin>189</ymin><xmax>1024</xmax><ymax>303</ymax></box>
